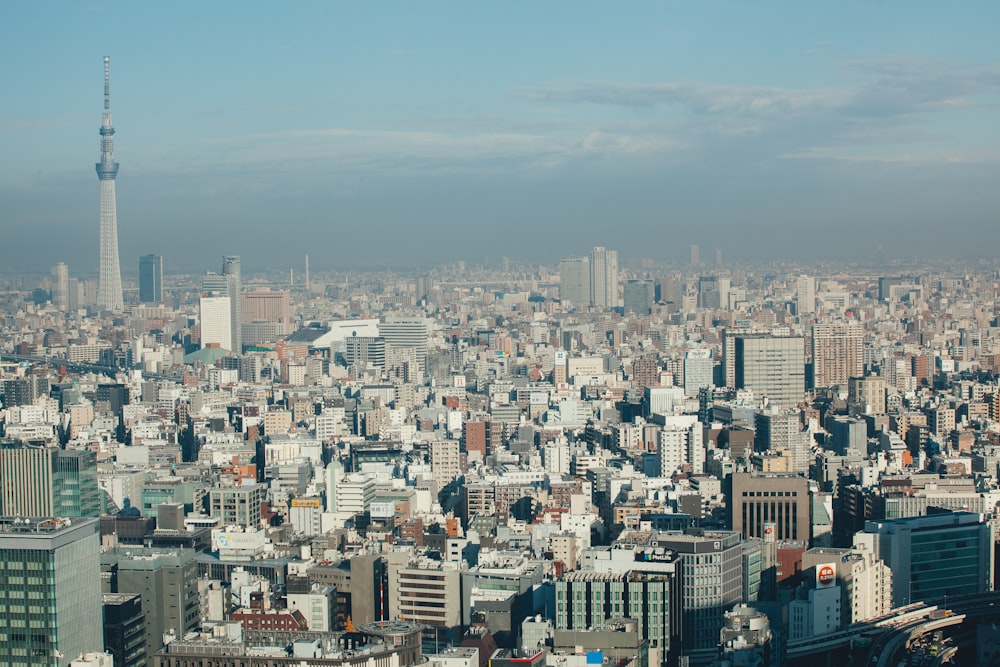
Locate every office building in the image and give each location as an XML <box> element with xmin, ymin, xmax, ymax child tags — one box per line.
<box><xmin>800</xmin><ymin>547</ymin><xmax>892</xmax><ymax>626</ymax></box>
<box><xmin>697</xmin><ymin>276</ymin><xmax>721</xmax><ymax>309</ymax></box>
<box><xmin>796</xmin><ymin>275</ymin><xmax>815</xmax><ymax>315</ymax></box>
<box><xmin>96</xmin><ymin>56</ymin><xmax>124</xmax><ymax>311</ymax></box>
<box><xmin>138</xmin><ymin>254</ymin><xmax>163</xmax><ymax>304</ymax></box>
<box><xmin>344</xmin><ymin>336</ymin><xmax>387</xmax><ymax>374</ymax></box>
<box><xmin>655</xmin><ymin>278</ymin><xmax>682</xmax><ymax>311</ymax></box>
<box><xmin>0</xmin><ymin>445</ymin><xmax>100</xmax><ymax>517</ymax></box>
<box><xmin>734</xmin><ymin>335</ymin><xmax>805</xmax><ymax>410</ymax></box>
<box><xmin>731</xmin><ymin>472</ymin><xmax>811</xmax><ymax>543</ymax></box>
<box><xmin>690</xmin><ymin>244</ymin><xmax>699</xmax><ymax>266</ymax></box>
<box><xmin>222</xmin><ymin>256</ymin><xmax>243</xmax><ymax>353</ymax></box>
<box><xmin>51</xmin><ymin>262</ymin><xmax>69</xmax><ymax>310</ymax></box>
<box><xmin>103</xmin><ymin>593</ymin><xmax>146</xmax><ymax>667</ymax></box>
<box><xmin>387</xmin><ymin>555</ymin><xmax>463</xmax><ymax>643</ymax></box>
<box><xmin>623</xmin><ymin>279</ymin><xmax>654</xmax><ymax>315</ymax></box>
<box><xmin>242</xmin><ymin>288</ymin><xmax>290</xmax><ymax>324</ymax></box>
<box><xmin>589</xmin><ymin>246</ymin><xmax>618</xmax><ymax>309</ymax></box>
<box><xmin>380</xmin><ymin>317</ymin><xmax>430</xmax><ymax>375</ymax></box>
<box><xmin>559</xmin><ymin>256</ymin><xmax>590</xmax><ymax>308</ymax></box>
<box><xmin>683</xmin><ymin>349</ymin><xmax>714</xmax><ymax>397</ymax></box>
<box><xmin>199</xmin><ymin>295</ymin><xmax>232</xmax><ymax>351</ymax></box>
<box><xmin>103</xmin><ymin>549</ymin><xmax>200</xmax><ymax>659</ymax></box>
<box><xmin>209</xmin><ymin>484</ymin><xmax>263</xmax><ymax>530</ymax></box>
<box><xmin>654</xmin><ymin>530</ymin><xmax>743</xmax><ymax>652</ymax></box>
<box><xmin>812</xmin><ymin>322</ymin><xmax>864</xmax><ymax>389</ymax></box>
<box><xmin>847</xmin><ymin>376</ymin><xmax>886</xmax><ymax>415</ymax></box>
<box><xmin>755</xmin><ymin>410</ymin><xmax>811</xmax><ymax>473</ymax></box>
<box><xmin>556</xmin><ymin>567</ymin><xmax>677</xmax><ymax>666</ymax></box>
<box><xmin>0</xmin><ymin>517</ymin><xmax>103</xmax><ymax>666</ymax></box>
<box><xmin>857</xmin><ymin>511</ymin><xmax>991</xmax><ymax>608</ymax></box>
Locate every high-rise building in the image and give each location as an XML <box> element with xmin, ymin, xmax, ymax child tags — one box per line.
<box><xmin>847</xmin><ymin>376</ymin><xmax>886</xmax><ymax>415</ymax></box>
<box><xmin>96</xmin><ymin>56</ymin><xmax>124</xmax><ymax>312</ymax></box>
<box><xmin>796</xmin><ymin>275</ymin><xmax>815</xmax><ymax>315</ymax></box>
<box><xmin>812</xmin><ymin>322</ymin><xmax>864</xmax><ymax>389</ymax></box>
<box><xmin>222</xmin><ymin>256</ymin><xmax>243</xmax><ymax>353</ymax></box>
<box><xmin>734</xmin><ymin>335</ymin><xmax>805</xmax><ymax>410</ymax></box>
<box><xmin>51</xmin><ymin>262</ymin><xmax>69</xmax><ymax>310</ymax></box>
<box><xmin>559</xmin><ymin>256</ymin><xmax>590</xmax><ymax>307</ymax></box>
<box><xmin>103</xmin><ymin>549</ymin><xmax>200</xmax><ymax>660</ymax></box>
<box><xmin>654</xmin><ymin>530</ymin><xmax>743</xmax><ymax>652</ymax></box>
<box><xmin>380</xmin><ymin>317</ymin><xmax>430</xmax><ymax>376</ymax></box>
<box><xmin>0</xmin><ymin>517</ymin><xmax>103</xmax><ymax>666</ymax></box>
<box><xmin>589</xmin><ymin>246</ymin><xmax>618</xmax><ymax>309</ymax></box>
<box><xmin>754</xmin><ymin>411</ymin><xmax>811</xmax><ymax>473</ymax></box>
<box><xmin>655</xmin><ymin>278</ymin><xmax>682</xmax><ymax>311</ymax></box>
<box><xmin>683</xmin><ymin>349</ymin><xmax>714</xmax><ymax>397</ymax></box>
<box><xmin>731</xmin><ymin>472</ymin><xmax>811</xmax><ymax>542</ymax></box>
<box><xmin>242</xmin><ymin>288</ymin><xmax>290</xmax><ymax>324</ymax></box>
<box><xmin>138</xmin><ymin>254</ymin><xmax>162</xmax><ymax>304</ymax></box>
<box><xmin>722</xmin><ymin>327</ymin><xmax>755</xmax><ymax>389</ymax></box>
<box><xmin>103</xmin><ymin>593</ymin><xmax>146</xmax><ymax>667</ymax></box>
<box><xmin>857</xmin><ymin>511</ymin><xmax>991</xmax><ymax>608</ymax></box>
<box><xmin>623</xmin><ymin>279</ymin><xmax>654</xmax><ymax>314</ymax></box>
<box><xmin>0</xmin><ymin>445</ymin><xmax>100</xmax><ymax>517</ymax></box>
<box><xmin>199</xmin><ymin>295</ymin><xmax>232</xmax><ymax>351</ymax></box>
<box><xmin>690</xmin><ymin>244</ymin><xmax>699</xmax><ymax>266</ymax></box>
<box><xmin>697</xmin><ymin>275</ymin><xmax>721</xmax><ymax>309</ymax></box>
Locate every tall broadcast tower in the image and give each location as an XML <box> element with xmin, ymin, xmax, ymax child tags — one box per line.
<box><xmin>96</xmin><ymin>55</ymin><xmax>124</xmax><ymax>311</ymax></box>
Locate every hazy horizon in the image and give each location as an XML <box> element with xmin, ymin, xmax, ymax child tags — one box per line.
<box><xmin>3</xmin><ymin>2</ymin><xmax>1000</xmax><ymax>275</ymax></box>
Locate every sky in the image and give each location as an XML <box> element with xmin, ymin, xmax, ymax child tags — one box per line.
<box><xmin>2</xmin><ymin>1</ymin><xmax>1000</xmax><ymax>275</ymax></box>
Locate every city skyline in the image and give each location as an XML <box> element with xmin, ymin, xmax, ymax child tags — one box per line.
<box><xmin>2</xmin><ymin>2</ymin><xmax>1000</xmax><ymax>273</ymax></box>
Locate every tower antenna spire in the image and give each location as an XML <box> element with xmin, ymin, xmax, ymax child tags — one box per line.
<box><xmin>96</xmin><ymin>55</ymin><xmax>124</xmax><ymax>311</ymax></box>
<box><xmin>104</xmin><ymin>55</ymin><xmax>110</xmax><ymax>110</ymax></box>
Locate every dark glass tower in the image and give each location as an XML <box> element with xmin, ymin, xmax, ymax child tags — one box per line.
<box><xmin>138</xmin><ymin>254</ymin><xmax>163</xmax><ymax>303</ymax></box>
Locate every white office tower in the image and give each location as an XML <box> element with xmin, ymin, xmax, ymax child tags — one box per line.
<box><xmin>684</xmin><ymin>348</ymin><xmax>714</xmax><ymax>396</ymax></box>
<box><xmin>379</xmin><ymin>317</ymin><xmax>430</xmax><ymax>376</ymax></box>
<box><xmin>200</xmin><ymin>295</ymin><xmax>233</xmax><ymax>351</ymax></box>
<box><xmin>559</xmin><ymin>256</ymin><xmax>590</xmax><ymax>307</ymax></box>
<box><xmin>796</xmin><ymin>275</ymin><xmax>815</xmax><ymax>315</ymax></box>
<box><xmin>658</xmin><ymin>415</ymin><xmax>704</xmax><ymax>475</ymax></box>
<box><xmin>589</xmin><ymin>246</ymin><xmax>618</xmax><ymax>308</ymax></box>
<box><xmin>96</xmin><ymin>56</ymin><xmax>124</xmax><ymax>311</ymax></box>
<box><xmin>51</xmin><ymin>262</ymin><xmax>69</xmax><ymax>310</ymax></box>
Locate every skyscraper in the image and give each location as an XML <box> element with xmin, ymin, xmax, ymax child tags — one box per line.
<box><xmin>559</xmin><ymin>256</ymin><xmax>590</xmax><ymax>307</ymax></box>
<box><xmin>623</xmin><ymin>279</ymin><xmax>654</xmax><ymax>314</ymax></box>
<box><xmin>199</xmin><ymin>295</ymin><xmax>232</xmax><ymax>351</ymax></box>
<box><xmin>222</xmin><ymin>256</ymin><xmax>243</xmax><ymax>353</ymax></box>
<box><xmin>796</xmin><ymin>275</ymin><xmax>815</xmax><ymax>315</ymax></box>
<box><xmin>734</xmin><ymin>334</ymin><xmax>806</xmax><ymax>410</ymax></box>
<box><xmin>96</xmin><ymin>56</ymin><xmax>124</xmax><ymax>312</ymax></box>
<box><xmin>812</xmin><ymin>321</ymin><xmax>864</xmax><ymax>389</ymax></box>
<box><xmin>0</xmin><ymin>445</ymin><xmax>100</xmax><ymax>517</ymax></box>
<box><xmin>0</xmin><ymin>517</ymin><xmax>103</xmax><ymax>666</ymax></box>
<box><xmin>138</xmin><ymin>254</ymin><xmax>163</xmax><ymax>304</ymax></box>
<box><xmin>589</xmin><ymin>246</ymin><xmax>618</xmax><ymax>309</ymax></box>
<box><xmin>51</xmin><ymin>262</ymin><xmax>69</xmax><ymax>311</ymax></box>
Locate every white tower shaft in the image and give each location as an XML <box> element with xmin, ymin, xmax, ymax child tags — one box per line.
<box><xmin>96</xmin><ymin>56</ymin><xmax>124</xmax><ymax>311</ymax></box>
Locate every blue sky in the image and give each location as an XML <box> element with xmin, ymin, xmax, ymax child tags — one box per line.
<box><xmin>2</xmin><ymin>1</ymin><xmax>1000</xmax><ymax>274</ymax></box>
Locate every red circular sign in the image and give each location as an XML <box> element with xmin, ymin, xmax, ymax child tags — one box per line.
<box><xmin>818</xmin><ymin>565</ymin><xmax>836</xmax><ymax>585</ymax></box>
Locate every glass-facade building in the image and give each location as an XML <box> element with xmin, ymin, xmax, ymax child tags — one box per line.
<box><xmin>0</xmin><ymin>446</ymin><xmax>100</xmax><ymax>518</ymax></box>
<box><xmin>0</xmin><ymin>517</ymin><xmax>102</xmax><ymax>666</ymax></box>
<box><xmin>859</xmin><ymin>511</ymin><xmax>991</xmax><ymax>608</ymax></box>
<box><xmin>556</xmin><ymin>570</ymin><xmax>674</xmax><ymax>660</ymax></box>
<box><xmin>138</xmin><ymin>254</ymin><xmax>162</xmax><ymax>304</ymax></box>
